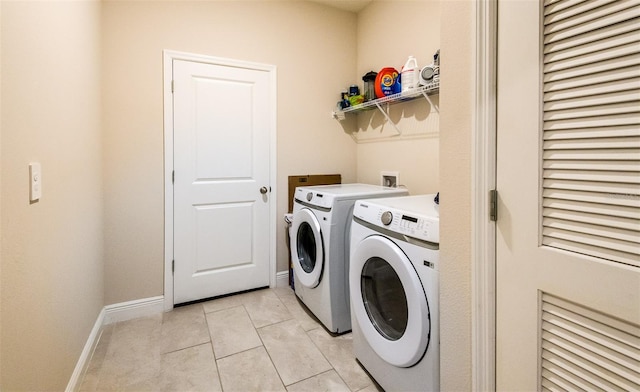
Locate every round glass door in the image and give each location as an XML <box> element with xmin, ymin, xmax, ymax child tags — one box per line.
<box><xmin>350</xmin><ymin>235</ymin><xmax>430</xmax><ymax>368</ymax></box>
<box><xmin>361</xmin><ymin>257</ymin><xmax>409</xmax><ymax>341</ymax></box>
<box><xmin>291</xmin><ymin>208</ymin><xmax>324</xmax><ymax>288</ymax></box>
<box><xmin>297</xmin><ymin>222</ymin><xmax>317</xmax><ymax>273</ymax></box>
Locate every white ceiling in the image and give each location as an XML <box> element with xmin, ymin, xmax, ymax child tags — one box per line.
<box><xmin>309</xmin><ymin>0</ymin><xmax>373</xmax><ymax>13</ymax></box>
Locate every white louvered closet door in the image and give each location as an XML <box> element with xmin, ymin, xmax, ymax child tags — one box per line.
<box><xmin>496</xmin><ymin>1</ymin><xmax>640</xmax><ymax>390</ymax></box>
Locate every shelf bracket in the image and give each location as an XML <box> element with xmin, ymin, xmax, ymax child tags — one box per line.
<box><xmin>421</xmin><ymin>90</ymin><xmax>439</xmax><ymax>113</ymax></box>
<box><xmin>374</xmin><ymin>101</ymin><xmax>402</xmax><ymax>135</ymax></box>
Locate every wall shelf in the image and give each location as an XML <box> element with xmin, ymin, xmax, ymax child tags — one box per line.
<box><xmin>332</xmin><ymin>82</ymin><xmax>439</xmax><ymax>136</ymax></box>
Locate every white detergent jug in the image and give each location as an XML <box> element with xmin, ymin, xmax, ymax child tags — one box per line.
<box><xmin>401</xmin><ymin>55</ymin><xmax>419</xmax><ymax>92</ymax></box>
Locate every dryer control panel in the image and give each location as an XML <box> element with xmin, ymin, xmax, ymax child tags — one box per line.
<box><xmin>293</xmin><ymin>188</ymin><xmax>336</xmax><ymax>209</ymax></box>
<box><xmin>353</xmin><ymin>195</ymin><xmax>440</xmax><ymax>244</ymax></box>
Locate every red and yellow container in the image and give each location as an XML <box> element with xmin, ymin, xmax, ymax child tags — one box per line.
<box><xmin>375</xmin><ymin>67</ymin><xmax>401</xmax><ymax>98</ymax></box>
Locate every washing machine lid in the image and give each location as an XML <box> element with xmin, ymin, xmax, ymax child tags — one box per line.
<box><xmin>291</xmin><ymin>208</ymin><xmax>324</xmax><ymax>288</ymax></box>
<box><xmin>350</xmin><ymin>234</ymin><xmax>431</xmax><ymax>368</ymax></box>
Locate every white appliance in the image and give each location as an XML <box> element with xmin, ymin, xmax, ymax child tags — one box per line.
<box><xmin>349</xmin><ymin>194</ymin><xmax>439</xmax><ymax>391</ymax></box>
<box><xmin>290</xmin><ymin>183</ymin><xmax>409</xmax><ymax>334</ymax></box>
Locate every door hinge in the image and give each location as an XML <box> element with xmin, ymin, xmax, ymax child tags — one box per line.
<box><xmin>172</xmin><ymin>259</ymin><xmax>175</xmax><ymax>274</ymax></box>
<box><xmin>171</xmin><ymin>80</ymin><xmax>174</xmax><ymax>93</ymax></box>
<box><xmin>172</xmin><ymin>170</ymin><xmax>175</xmax><ymax>184</ymax></box>
<box><xmin>490</xmin><ymin>189</ymin><xmax>498</xmax><ymax>222</ymax></box>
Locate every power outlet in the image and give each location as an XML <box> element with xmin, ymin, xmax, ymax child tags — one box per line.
<box><xmin>29</xmin><ymin>162</ymin><xmax>42</xmax><ymax>202</ymax></box>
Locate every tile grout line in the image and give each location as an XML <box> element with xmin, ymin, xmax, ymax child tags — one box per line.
<box><xmin>303</xmin><ymin>325</ymin><xmax>358</xmax><ymax>391</ymax></box>
<box><xmin>271</xmin><ymin>288</ymin><xmax>359</xmax><ymax>390</ymax></box>
<box><xmin>252</xmin><ymin>292</ymin><xmax>336</xmax><ymax>389</ymax></box>
<box><xmin>200</xmin><ymin>302</ymin><xmax>225</xmax><ymax>392</ymax></box>
<box><xmin>253</xmin><ymin>314</ymin><xmax>288</xmax><ymax>389</ymax></box>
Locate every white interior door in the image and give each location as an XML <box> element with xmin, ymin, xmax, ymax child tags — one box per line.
<box><xmin>496</xmin><ymin>1</ymin><xmax>640</xmax><ymax>390</ymax></box>
<box><xmin>172</xmin><ymin>58</ymin><xmax>273</xmax><ymax>304</ymax></box>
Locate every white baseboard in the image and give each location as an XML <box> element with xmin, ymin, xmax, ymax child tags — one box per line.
<box><xmin>276</xmin><ymin>270</ymin><xmax>290</xmax><ymax>288</ymax></box>
<box><xmin>65</xmin><ymin>308</ymin><xmax>105</xmax><ymax>392</ymax></box>
<box><xmin>67</xmin><ymin>296</ymin><xmax>165</xmax><ymax>391</ymax></box>
<box><xmin>103</xmin><ymin>295</ymin><xmax>165</xmax><ymax>325</ymax></box>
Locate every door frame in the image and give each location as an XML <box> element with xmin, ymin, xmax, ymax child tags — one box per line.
<box><xmin>472</xmin><ymin>1</ymin><xmax>497</xmax><ymax>390</ymax></box>
<box><xmin>162</xmin><ymin>50</ymin><xmax>277</xmax><ymax>311</ymax></box>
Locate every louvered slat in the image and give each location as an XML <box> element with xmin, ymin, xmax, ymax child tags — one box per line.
<box><xmin>543</xmin><ymin>198</ymin><xmax>639</xmax><ymax>219</ymax></box>
<box><xmin>542</xmin><ymin>337</ymin><xmax>635</xmax><ymax>390</ymax></box>
<box><xmin>544</xmin><ymin>169</ymin><xmax>639</xmax><ymax>184</ymax></box>
<box><xmin>543</xmin><ymin>102</ymin><xmax>640</xmax><ymax>121</ymax></box>
<box><xmin>542</xmin><ymin>227</ymin><xmax>639</xmax><ymax>256</ymax></box>
<box><xmin>543</xmin><ymin>148</ymin><xmax>640</xmax><ymax>161</ymax></box>
<box><xmin>544</xmin><ymin>54</ymin><xmax>640</xmax><ymax>83</ymax></box>
<box><xmin>545</xmin><ymin>88</ymin><xmax>640</xmax><ymax>111</ymax></box>
<box><xmin>544</xmin><ymin>0</ymin><xmax>625</xmax><ymax>27</ymax></box>
<box><xmin>544</xmin><ymin>112</ymin><xmax>640</xmax><ymax>130</ymax></box>
<box><xmin>544</xmin><ymin>3</ymin><xmax>640</xmax><ymax>43</ymax></box>
<box><xmin>542</xmin><ymin>237</ymin><xmax>639</xmax><ymax>266</ymax></box>
<box><xmin>545</xmin><ymin>18</ymin><xmax>640</xmax><ymax>54</ymax></box>
<box><xmin>544</xmin><ymin>67</ymin><xmax>639</xmax><ymax>93</ymax></box>
<box><xmin>544</xmin><ymin>41</ymin><xmax>640</xmax><ymax>74</ymax></box>
<box><xmin>542</xmin><ymin>367</ymin><xmax>589</xmax><ymax>391</ymax></box>
<box><xmin>544</xmin><ymin>218</ymin><xmax>639</xmax><ymax>245</ymax></box>
<box><xmin>543</xmin><ymin>160</ymin><xmax>639</xmax><ymax>173</ymax></box>
<box><xmin>543</xmin><ymin>136</ymin><xmax>640</xmax><ymax>149</ymax></box>
<box><xmin>544</xmin><ymin>188</ymin><xmax>640</xmax><ymax>207</ymax></box>
<box><xmin>540</xmin><ymin>293</ymin><xmax>640</xmax><ymax>390</ymax></box>
<box><xmin>544</xmin><ymin>124</ymin><xmax>640</xmax><ymax>140</ymax></box>
<box><xmin>543</xmin><ymin>207</ymin><xmax>640</xmax><ymax>232</ymax></box>
<box><xmin>542</xmin><ymin>350</ymin><xmax>626</xmax><ymax>391</ymax></box>
<box><xmin>542</xmin><ymin>0</ymin><xmax>639</xmax><ymax>269</ymax></box>
<box><xmin>545</xmin><ymin>0</ymin><xmax>596</xmax><ymax>15</ymax></box>
<box><xmin>543</xmin><ymin>302</ymin><xmax>640</xmax><ymax>355</ymax></box>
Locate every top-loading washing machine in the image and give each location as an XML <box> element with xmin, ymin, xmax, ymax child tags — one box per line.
<box><xmin>290</xmin><ymin>183</ymin><xmax>409</xmax><ymax>334</ymax></box>
<box><xmin>349</xmin><ymin>194</ymin><xmax>440</xmax><ymax>391</ymax></box>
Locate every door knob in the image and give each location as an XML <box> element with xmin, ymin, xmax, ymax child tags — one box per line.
<box><xmin>260</xmin><ymin>186</ymin><xmax>268</xmax><ymax>194</ymax></box>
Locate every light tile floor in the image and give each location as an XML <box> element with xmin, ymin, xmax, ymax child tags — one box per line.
<box><xmin>79</xmin><ymin>287</ymin><xmax>379</xmax><ymax>392</ymax></box>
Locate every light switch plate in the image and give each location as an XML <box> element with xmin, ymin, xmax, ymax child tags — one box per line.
<box><xmin>29</xmin><ymin>162</ymin><xmax>41</xmax><ymax>201</ymax></box>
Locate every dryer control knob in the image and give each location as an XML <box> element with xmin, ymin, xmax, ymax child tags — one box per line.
<box><xmin>381</xmin><ymin>211</ymin><xmax>393</xmax><ymax>226</ymax></box>
<box><xmin>306</xmin><ymin>192</ymin><xmax>313</xmax><ymax>202</ymax></box>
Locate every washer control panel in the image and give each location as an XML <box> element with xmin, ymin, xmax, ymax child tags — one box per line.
<box><xmin>353</xmin><ymin>196</ymin><xmax>439</xmax><ymax>244</ymax></box>
<box><xmin>379</xmin><ymin>210</ymin><xmax>435</xmax><ymax>242</ymax></box>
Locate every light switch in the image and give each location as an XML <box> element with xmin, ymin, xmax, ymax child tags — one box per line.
<box><xmin>29</xmin><ymin>162</ymin><xmax>41</xmax><ymax>202</ymax></box>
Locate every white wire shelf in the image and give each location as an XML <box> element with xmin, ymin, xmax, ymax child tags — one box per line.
<box><xmin>333</xmin><ymin>81</ymin><xmax>439</xmax><ymax>118</ymax></box>
<box><xmin>332</xmin><ymin>81</ymin><xmax>439</xmax><ymax>137</ymax></box>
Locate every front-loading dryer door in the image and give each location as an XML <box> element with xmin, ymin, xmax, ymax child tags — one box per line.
<box><xmin>291</xmin><ymin>208</ymin><xmax>324</xmax><ymax>288</ymax></box>
<box><xmin>350</xmin><ymin>235</ymin><xmax>430</xmax><ymax>368</ymax></box>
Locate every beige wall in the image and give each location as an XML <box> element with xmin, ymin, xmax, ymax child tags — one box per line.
<box><xmin>101</xmin><ymin>1</ymin><xmax>358</xmax><ymax>304</ymax></box>
<box><xmin>439</xmin><ymin>1</ymin><xmax>474</xmax><ymax>390</ymax></box>
<box><xmin>354</xmin><ymin>1</ymin><xmax>441</xmax><ymax>195</ymax></box>
<box><xmin>0</xmin><ymin>1</ymin><xmax>104</xmax><ymax>390</ymax></box>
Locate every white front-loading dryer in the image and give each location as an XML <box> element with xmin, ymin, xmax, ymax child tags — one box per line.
<box><xmin>290</xmin><ymin>184</ymin><xmax>409</xmax><ymax>334</ymax></box>
<box><xmin>349</xmin><ymin>194</ymin><xmax>440</xmax><ymax>391</ymax></box>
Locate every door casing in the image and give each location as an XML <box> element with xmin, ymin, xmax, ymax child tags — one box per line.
<box><xmin>162</xmin><ymin>50</ymin><xmax>277</xmax><ymax>311</ymax></box>
<box><xmin>472</xmin><ymin>1</ymin><xmax>497</xmax><ymax>390</ymax></box>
